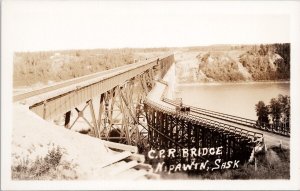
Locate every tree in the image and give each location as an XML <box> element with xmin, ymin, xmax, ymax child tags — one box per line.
<box><xmin>269</xmin><ymin>98</ymin><xmax>282</xmax><ymax>127</ymax></box>
<box><xmin>255</xmin><ymin>94</ymin><xmax>290</xmax><ymax>133</ymax></box>
<box><xmin>255</xmin><ymin>101</ymin><xmax>269</xmax><ymax>126</ymax></box>
<box><xmin>278</xmin><ymin>94</ymin><xmax>290</xmax><ymax>128</ymax></box>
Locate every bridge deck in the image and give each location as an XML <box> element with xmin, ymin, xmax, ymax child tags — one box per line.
<box><xmin>14</xmin><ymin>54</ymin><xmax>172</xmax><ymax>120</ymax></box>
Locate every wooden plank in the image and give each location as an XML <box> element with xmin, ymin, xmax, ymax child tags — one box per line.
<box><xmin>102</xmin><ymin>140</ymin><xmax>138</xmax><ymax>153</ymax></box>
<box><xmin>99</xmin><ymin>161</ymin><xmax>127</xmax><ymax>174</ymax></box>
<box><xmin>108</xmin><ymin>160</ymin><xmax>139</xmax><ymax>176</ymax></box>
<box><xmin>126</xmin><ymin>153</ymin><xmax>145</xmax><ymax>163</ymax></box>
<box><xmin>97</xmin><ymin>151</ymin><xmax>132</xmax><ymax>169</ymax></box>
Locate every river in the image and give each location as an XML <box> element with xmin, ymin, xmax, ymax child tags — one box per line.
<box><xmin>175</xmin><ymin>82</ymin><xmax>290</xmax><ymax>120</ymax></box>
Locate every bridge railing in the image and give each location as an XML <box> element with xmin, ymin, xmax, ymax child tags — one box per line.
<box><xmin>173</xmin><ymin>100</ymin><xmax>256</xmax><ymax>125</ymax></box>
<box><xmin>163</xmin><ymin>98</ymin><xmax>290</xmax><ymax>137</ymax></box>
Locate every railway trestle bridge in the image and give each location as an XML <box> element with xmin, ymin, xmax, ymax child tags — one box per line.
<box><xmin>14</xmin><ymin>53</ymin><xmax>289</xmax><ymax>168</ymax></box>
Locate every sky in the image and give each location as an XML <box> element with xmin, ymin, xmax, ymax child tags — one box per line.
<box><xmin>2</xmin><ymin>1</ymin><xmax>292</xmax><ymax>52</ymax></box>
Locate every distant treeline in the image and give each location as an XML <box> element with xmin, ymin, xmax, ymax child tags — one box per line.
<box><xmin>14</xmin><ymin>44</ymin><xmax>290</xmax><ymax>87</ymax></box>
<box><xmin>13</xmin><ymin>48</ymin><xmax>170</xmax><ymax>87</ymax></box>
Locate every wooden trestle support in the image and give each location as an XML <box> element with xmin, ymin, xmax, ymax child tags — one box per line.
<box><xmin>63</xmin><ymin>56</ymin><xmax>174</xmax><ymax>148</ymax></box>
<box><xmin>144</xmin><ymin>100</ymin><xmax>262</xmax><ymax>169</ymax></box>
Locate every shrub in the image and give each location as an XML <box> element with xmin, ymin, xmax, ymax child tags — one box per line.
<box><xmin>12</xmin><ymin>146</ymin><xmax>78</xmax><ymax>180</ymax></box>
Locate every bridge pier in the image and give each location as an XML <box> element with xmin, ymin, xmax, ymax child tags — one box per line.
<box><xmin>64</xmin><ymin>111</ymin><xmax>71</xmax><ymax>128</ymax></box>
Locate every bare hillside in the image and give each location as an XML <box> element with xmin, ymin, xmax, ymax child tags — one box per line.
<box><xmin>176</xmin><ymin>44</ymin><xmax>290</xmax><ymax>83</ymax></box>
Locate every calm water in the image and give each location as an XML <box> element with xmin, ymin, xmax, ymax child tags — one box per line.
<box><xmin>175</xmin><ymin>82</ymin><xmax>290</xmax><ymax>120</ymax></box>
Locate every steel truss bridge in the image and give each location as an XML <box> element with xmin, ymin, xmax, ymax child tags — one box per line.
<box><xmin>14</xmin><ymin>53</ymin><xmax>289</xmax><ymax>168</ymax></box>
<box><xmin>14</xmin><ymin>54</ymin><xmax>174</xmax><ymax>147</ymax></box>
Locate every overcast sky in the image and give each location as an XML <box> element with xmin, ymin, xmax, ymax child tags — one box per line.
<box><xmin>3</xmin><ymin>1</ymin><xmax>293</xmax><ymax>52</ymax></box>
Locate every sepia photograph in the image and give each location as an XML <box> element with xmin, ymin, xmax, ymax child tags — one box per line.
<box><xmin>1</xmin><ymin>0</ymin><xmax>300</xmax><ymax>190</ymax></box>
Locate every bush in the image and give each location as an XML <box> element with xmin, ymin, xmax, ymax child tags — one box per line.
<box><xmin>12</xmin><ymin>146</ymin><xmax>78</xmax><ymax>180</ymax></box>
